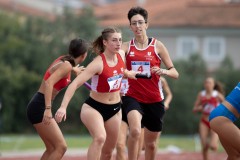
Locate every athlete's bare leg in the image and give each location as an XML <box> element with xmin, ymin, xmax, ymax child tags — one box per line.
<box><xmin>80</xmin><ymin>104</ymin><xmax>106</xmax><ymax>160</ymax></box>
<box><xmin>34</xmin><ymin>119</ymin><xmax>67</xmax><ymax>160</ymax></box>
<box><xmin>137</xmin><ymin>128</ymin><xmax>145</xmax><ymax>158</ymax></box>
<box><xmin>127</xmin><ymin>110</ymin><xmax>142</xmax><ymax>160</ymax></box>
<box><xmin>116</xmin><ymin>121</ymin><xmax>128</xmax><ymax>160</ymax></box>
<box><xmin>199</xmin><ymin>122</ymin><xmax>210</xmax><ymax>160</ymax></box>
<box><xmin>144</xmin><ymin>128</ymin><xmax>160</xmax><ymax>160</ymax></box>
<box><xmin>210</xmin><ymin>117</ymin><xmax>240</xmax><ymax>160</ymax></box>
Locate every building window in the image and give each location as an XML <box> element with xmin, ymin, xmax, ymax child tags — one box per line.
<box><xmin>225</xmin><ymin>0</ymin><xmax>240</xmax><ymax>3</ymax></box>
<box><xmin>177</xmin><ymin>37</ymin><xmax>199</xmax><ymax>59</ymax></box>
<box><xmin>203</xmin><ymin>37</ymin><xmax>225</xmax><ymax>61</ymax></box>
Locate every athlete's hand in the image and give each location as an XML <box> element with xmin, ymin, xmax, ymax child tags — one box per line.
<box><xmin>151</xmin><ymin>66</ymin><xmax>168</xmax><ymax>76</ymax></box>
<box><xmin>43</xmin><ymin>109</ymin><xmax>53</xmax><ymax>125</ymax></box>
<box><xmin>192</xmin><ymin>105</ymin><xmax>203</xmax><ymax>113</ymax></box>
<box><xmin>164</xmin><ymin>102</ymin><xmax>170</xmax><ymax>110</ymax></box>
<box><xmin>73</xmin><ymin>65</ymin><xmax>85</xmax><ymax>76</ymax></box>
<box><xmin>55</xmin><ymin>107</ymin><xmax>66</xmax><ymax>123</ymax></box>
<box><xmin>125</xmin><ymin>70</ymin><xmax>139</xmax><ymax>80</ymax></box>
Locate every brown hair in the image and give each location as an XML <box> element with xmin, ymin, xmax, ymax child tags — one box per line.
<box><xmin>61</xmin><ymin>38</ymin><xmax>89</xmax><ymax>66</ymax></box>
<box><xmin>92</xmin><ymin>27</ymin><xmax>121</xmax><ymax>55</ymax></box>
<box><xmin>214</xmin><ymin>81</ymin><xmax>225</xmax><ymax>95</ymax></box>
<box><xmin>205</xmin><ymin>76</ymin><xmax>225</xmax><ymax>95</ymax></box>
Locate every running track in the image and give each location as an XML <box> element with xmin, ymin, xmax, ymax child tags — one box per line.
<box><xmin>0</xmin><ymin>151</ymin><xmax>227</xmax><ymax>160</ymax></box>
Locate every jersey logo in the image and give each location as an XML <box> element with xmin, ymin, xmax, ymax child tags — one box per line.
<box><xmin>235</xmin><ymin>86</ymin><xmax>240</xmax><ymax>91</ymax></box>
<box><xmin>130</xmin><ymin>51</ymin><xmax>135</xmax><ymax>57</ymax></box>
<box><xmin>113</xmin><ymin>107</ymin><xmax>119</xmax><ymax>111</ymax></box>
<box><xmin>113</xmin><ymin>70</ymin><xmax>118</xmax><ymax>76</ymax></box>
<box><xmin>121</xmin><ymin>67</ymin><xmax>124</xmax><ymax>72</ymax></box>
<box><xmin>144</xmin><ymin>51</ymin><xmax>154</xmax><ymax>61</ymax></box>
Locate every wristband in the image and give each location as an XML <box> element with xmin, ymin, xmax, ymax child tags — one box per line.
<box><xmin>168</xmin><ymin>66</ymin><xmax>174</xmax><ymax>70</ymax></box>
<box><xmin>45</xmin><ymin>106</ymin><xmax>51</xmax><ymax>109</ymax></box>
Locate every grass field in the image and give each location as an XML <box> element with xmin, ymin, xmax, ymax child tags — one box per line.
<box><xmin>0</xmin><ymin>134</ymin><xmax>224</xmax><ymax>152</ymax></box>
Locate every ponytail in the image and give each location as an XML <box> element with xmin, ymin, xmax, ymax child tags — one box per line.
<box><xmin>62</xmin><ymin>38</ymin><xmax>89</xmax><ymax>66</ymax></box>
<box><xmin>61</xmin><ymin>55</ymin><xmax>75</xmax><ymax>67</ymax></box>
<box><xmin>214</xmin><ymin>81</ymin><xmax>225</xmax><ymax>95</ymax></box>
<box><xmin>92</xmin><ymin>27</ymin><xmax>121</xmax><ymax>55</ymax></box>
<box><xmin>92</xmin><ymin>36</ymin><xmax>104</xmax><ymax>55</ymax></box>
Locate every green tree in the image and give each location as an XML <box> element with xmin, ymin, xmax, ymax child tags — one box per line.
<box><xmin>215</xmin><ymin>56</ymin><xmax>239</xmax><ymax>94</ymax></box>
<box><xmin>215</xmin><ymin>56</ymin><xmax>240</xmax><ymax>127</ymax></box>
<box><xmin>164</xmin><ymin>54</ymin><xmax>207</xmax><ymax>134</ymax></box>
<box><xmin>0</xmin><ymin>6</ymin><xmax>97</xmax><ymax>133</ymax></box>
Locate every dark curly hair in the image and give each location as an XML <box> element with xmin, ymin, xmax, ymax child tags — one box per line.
<box><xmin>127</xmin><ymin>6</ymin><xmax>148</xmax><ymax>23</ymax></box>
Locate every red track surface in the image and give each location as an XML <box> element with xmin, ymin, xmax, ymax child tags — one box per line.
<box><xmin>0</xmin><ymin>152</ymin><xmax>227</xmax><ymax>160</ymax></box>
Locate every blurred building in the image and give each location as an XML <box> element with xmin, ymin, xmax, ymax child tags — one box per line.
<box><xmin>1</xmin><ymin>0</ymin><xmax>240</xmax><ymax>71</ymax></box>
<box><xmin>93</xmin><ymin>0</ymin><xmax>240</xmax><ymax>71</ymax></box>
<box><xmin>0</xmin><ymin>0</ymin><xmax>86</xmax><ymax>20</ymax></box>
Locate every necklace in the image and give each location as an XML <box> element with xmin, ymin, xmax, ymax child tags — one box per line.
<box><xmin>135</xmin><ymin>37</ymin><xmax>148</xmax><ymax>45</ymax></box>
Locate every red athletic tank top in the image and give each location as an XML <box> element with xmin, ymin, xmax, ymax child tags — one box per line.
<box><xmin>91</xmin><ymin>53</ymin><xmax>124</xmax><ymax>92</ymax></box>
<box><xmin>43</xmin><ymin>56</ymin><xmax>71</xmax><ymax>91</ymax></box>
<box><xmin>200</xmin><ymin>90</ymin><xmax>220</xmax><ymax>114</ymax></box>
<box><xmin>125</xmin><ymin>38</ymin><xmax>163</xmax><ymax>103</ymax></box>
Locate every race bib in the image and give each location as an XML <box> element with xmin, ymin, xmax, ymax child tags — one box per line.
<box><xmin>120</xmin><ymin>79</ymin><xmax>128</xmax><ymax>95</ymax></box>
<box><xmin>203</xmin><ymin>104</ymin><xmax>216</xmax><ymax>114</ymax></box>
<box><xmin>107</xmin><ymin>74</ymin><xmax>123</xmax><ymax>92</ymax></box>
<box><xmin>131</xmin><ymin>61</ymin><xmax>151</xmax><ymax>76</ymax></box>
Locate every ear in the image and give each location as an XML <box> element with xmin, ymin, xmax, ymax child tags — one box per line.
<box><xmin>103</xmin><ymin>39</ymin><xmax>107</xmax><ymax>46</ymax></box>
<box><xmin>80</xmin><ymin>52</ymin><xmax>87</xmax><ymax>62</ymax></box>
<box><xmin>145</xmin><ymin>22</ymin><xmax>149</xmax><ymax>30</ymax></box>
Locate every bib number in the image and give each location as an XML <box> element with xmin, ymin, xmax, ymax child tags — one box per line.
<box><xmin>131</xmin><ymin>61</ymin><xmax>151</xmax><ymax>76</ymax></box>
<box><xmin>107</xmin><ymin>74</ymin><xmax>123</xmax><ymax>92</ymax></box>
<box><xmin>203</xmin><ymin>104</ymin><xmax>216</xmax><ymax>113</ymax></box>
